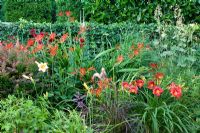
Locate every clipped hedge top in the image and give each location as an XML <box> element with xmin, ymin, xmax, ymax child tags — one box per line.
<box><xmin>0</xmin><ymin>21</ymin><xmax>157</xmax><ymax>46</ymax></box>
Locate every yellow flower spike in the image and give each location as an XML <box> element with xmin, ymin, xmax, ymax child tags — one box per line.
<box><xmin>83</xmin><ymin>82</ymin><xmax>90</xmax><ymax>93</ymax></box>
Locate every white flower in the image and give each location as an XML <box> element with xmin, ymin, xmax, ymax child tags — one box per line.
<box><xmin>35</xmin><ymin>61</ymin><xmax>48</xmax><ymax>72</ymax></box>
<box><xmin>92</xmin><ymin>67</ymin><xmax>107</xmax><ymax>81</ymax></box>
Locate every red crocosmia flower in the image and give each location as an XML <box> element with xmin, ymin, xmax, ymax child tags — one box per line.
<box><xmin>27</xmin><ymin>39</ymin><xmax>35</xmax><ymax>47</ymax></box>
<box><xmin>136</xmin><ymin>79</ymin><xmax>144</xmax><ymax>88</ymax></box>
<box><xmin>58</xmin><ymin>11</ymin><xmax>63</xmax><ymax>16</ymax></box>
<box><xmin>80</xmin><ymin>68</ymin><xmax>86</xmax><ymax>77</ymax></box>
<box><xmin>4</xmin><ymin>42</ymin><xmax>13</xmax><ymax>50</ymax></box>
<box><xmin>122</xmin><ymin>82</ymin><xmax>130</xmax><ymax>89</ymax></box>
<box><xmin>149</xmin><ymin>63</ymin><xmax>158</xmax><ymax>69</ymax></box>
<box><xmin>134</xmin><ymin>49</ymin><xmax>139</xmax><ymax>56</ymax></box>
<box><xmin>155</xmin><ymin>72</ymin><xmax>164</xmax><ymax>80</ymax></box>
<box><xmin>169</xmin><ymin>82</ymin><xmax>182</xmax><ymax>99</ymax></box>
<box><xmin>147</xmin><ymin>80</ymin><xmax>155</xmax><ymax>90</ymax></box>
<box><xmin>137</xmin><ymin>43</ymin><xmax>144</xmax><ymax>49</ymax></box>
<box><xmin>49</xmin><ymin>45</ymin><xmax>58</xmax><ymax>56</ymax></box>
<box><xmin>65</xmin><ymin>10</ymin><xmax>71</xmax><ymax>17</ymax></box>
<box><xmin>117</xmin><ymin>55</ymin><xmax>124</xmax><ymax>63</ymax></box>
<box><xmin>60</xmin><ymin>33</ymin><xmax>69</xmax><ymax>43</ymax></box>
<box><xmin>153</xmin><ymin>86</ymin><xmax>164</xmax><ymax>97</ymax></box>
<box><xmin>49</xmin><ymin>33</ymin><xmax>56</xmax><ymax>42</ymax></box>
<box><xmin>129</xmin><ymin>85</ymin><xmax>138</xmax><ymax>94</ymax></box>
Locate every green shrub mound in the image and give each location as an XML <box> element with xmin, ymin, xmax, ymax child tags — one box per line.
<box><xmin>0</xmin><ymin>95</ymin><xmax>92</xmax><ymax>133</ymax></box>
<box><xmin>3</xmin><ymin>0</ymin><xmax>53</xmax><ymax>23</ymax></box>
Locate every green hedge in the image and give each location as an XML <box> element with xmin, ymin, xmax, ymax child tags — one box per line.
<box><xmin>0</xmin><ymin>21</ymin><xmax>157</xmax><ymax>47</ymax></box>
<box><xmin>3</xmin><ymin>0</ymin><xmax>53</xmax><ymax>23</ymax></box>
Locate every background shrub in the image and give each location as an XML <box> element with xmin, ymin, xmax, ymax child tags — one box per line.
<box><xmin>3</xmin><ymin>0</ymin><xmax>53</xmax><ymax>22</ymax></box>
<box><xmin>0</xmin><ymin>0</ymin><xmax>3</xmax><ymax>21</ymax></box>
<box><xmin>83</xmin><ymin>0</ymin><xmax>200</xmax><ymax>24</ymax></box>
<box><xmin>56</xmin><ymin>0</ymin><xmax>83</xmax><ymax>23</ymax></box>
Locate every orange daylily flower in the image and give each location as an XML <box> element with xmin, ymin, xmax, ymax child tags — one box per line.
<box><xmin>60</xmin><ymin>33</ymin><xmax>69</xmax><ymax>43</ymax></box>
<box><xmin>80</xmin><ymin>68</ymin><xmax>86</xmax><ymax>77</ymax></box>
<box><xmin>49</xmin><ymin>45</ymin><xmax>58</xmax><ymax>56</ymax></box>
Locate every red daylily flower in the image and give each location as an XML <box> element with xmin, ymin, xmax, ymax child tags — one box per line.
<box><xmin>97</xmin><ymin>78</ymin><xmax>111</xmax><ymax>89</ymax></box>
<box><xmin>155</xmin><ymin>72</ymin><xmax>164</xmax><ymax>80</ymax></box>
<box><xmin>136</xmin><ymin>79</ymin><xmax>144</xmax><ymax>88</ymax></box>
<box><xmin>65</xmin><ymin>11</ymin><xmax>71</xmax><ymax>17</ymax></box>
<box><xmin>147</xmin><ymin>80</ymin><xmax>155</xmax><ymax>90</ymax></box>
<box><xmin>35</xmin><ymin>34</ymin><xmax>44</xmax><ymax>42</ymax></box>
<box><xmin>129</xmin><ymin>85</ymin><xmax>138</xmax><ymax>94</ymax></box>
<box><xmin>117</xmin><ymin>55</ymin><xmax>124</xmax><ymax>63</ymax></box>
<box><xmin>90</xmin><ymin>88</ymin><xmax>102</xmax><ymax>97</ymax></box>
<box><xmin>169</xmin><ymin>82</ymin><xmax>182</xmax><ymax>99</ymax></box>
<box><xmin>122</xmin><ymin>82</ymin><xmax>130</xmax><ymax>89</ymax></box>
<box><xmin>19</xmin><ymin>45</ymin><xmax>27</xmax><ymax>51</ymax></box>
<box><xmin>153</xmin><ymin>86</ymin><xmax>164</xmax><ymax>97</ymax></box>
<box><xmin>32</xmin><ymin>44</ymin><xmax>43</xmax><ymax>53</ymax></box>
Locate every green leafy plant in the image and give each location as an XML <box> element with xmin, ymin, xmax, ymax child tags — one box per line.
<box><xmin>0</xmin><ymin>95</ymin><xmax>49</xmax><ymax>132</ymax></box>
